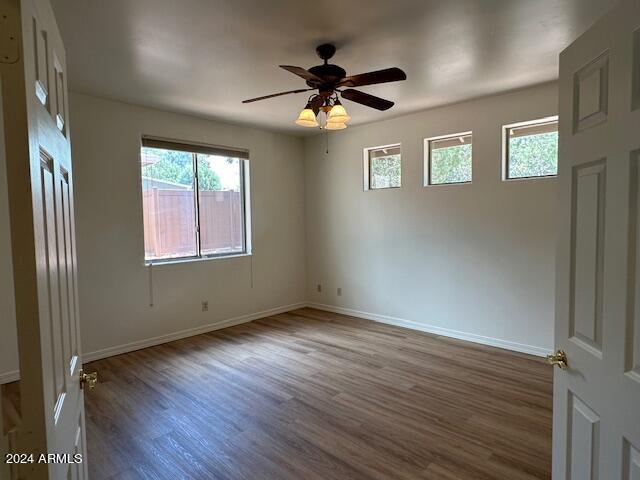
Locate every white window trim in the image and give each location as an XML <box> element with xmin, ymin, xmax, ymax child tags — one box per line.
<box><xmin>423</xmin><ymin>131</ymin><xmax>473</xmax><ymax>187</ymax></box>
<box><xmin>502</xmin><ymin>115</ymin><xmax>558</xmax><ymax>182</ymax></box>
<box><xmin>363</xmin><ymin>143</ymin><xmax>402</xmax><ymax>191</ymax></box>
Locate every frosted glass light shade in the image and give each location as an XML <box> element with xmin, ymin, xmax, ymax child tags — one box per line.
<box><xmin>325</xmin><ymin>121</ymin><xmax>347</xmax><ymax>130</ymax></box>
<box><xmin>327</xmin><ymin>103</ymin><xmax>351</xmax><ymax>124</ymax></box>
<box><xmin>295</xmin><ymin>108</ymin><xmax>319</xmax><ymax>127</ymax></box>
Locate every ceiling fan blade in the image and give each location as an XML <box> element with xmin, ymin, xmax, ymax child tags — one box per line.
<box><xmin>341</xmin><ymin>89</ymin><xmax>394</xmax><ymax>111</ymax></box>
<box><xmin>242</xmin><ymin>88</ymin><xmax>313</xmax><ymax>103</ymax></box>
<box><xmin>337</xmin><ymin>67</ymin><xmax>406</xmax><ymax>88</ymax></box>
<box><xmin>280</xmin><ymin>65</ymin><xmax>324</xmax><ymax>85</ymax></box>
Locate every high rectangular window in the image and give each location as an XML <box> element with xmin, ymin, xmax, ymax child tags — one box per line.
<box><xmin>425</xmin><ymin>132</ymin><xmax>473</xmax><ymax>185</ymax></box>
<box><xmin>140</xmin><ymin>138</ymin><xmax>249</xmax><ymax>263</ymax></box>
<box><xmin>504</xmin><ymin>117</ymin><xmax>558</xmax><ymax>180</ymax></box>
<box><xmin>364</xmin><ymin>144</ymin><xmax>401</xmax><ymax>190</ymax></box>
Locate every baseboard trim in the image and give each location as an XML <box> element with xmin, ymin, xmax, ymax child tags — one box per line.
<box><xmin>82</xmin><ymin>302</ymin><xmax>307</xmax><ymax>364</ymax></box>
<box><xmin>306</xmin><ymin>302</ymin><xmax>552</xmax><ymax>357</ymax></box>
<box><xmin>0</xmin><ymin>370</ymin><xmax>19</xmax><ymax>385</ymax></box>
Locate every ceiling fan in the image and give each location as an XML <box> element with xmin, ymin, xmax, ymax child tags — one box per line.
<box><xmin>242</xmin><ymin>43</ymin><xmax>407</xmax><ymax>130</ymax></box>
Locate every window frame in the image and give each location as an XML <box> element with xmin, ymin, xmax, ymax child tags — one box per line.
<box><xmin>502</xmin><ymin>115</ymin><xmax>559</xmax><ymax>181</ymax></box>
<box><xmin>363</xmin><ymin>143</ymin><xmax>402</xmax><ymax>191</ymax></box>
<box><xmin>140</xmin><ymin>136</ymin><xmax>251</xmax><ymax>265</ymax></box>
<box><xmin>424</xmin><ymin>131</ymin><xmax>473</xmax><ymax>187</ymax></box>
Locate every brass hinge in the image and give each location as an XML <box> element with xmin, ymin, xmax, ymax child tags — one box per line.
<box><xmin>80</xmin><ymin>370</ymin><xmax>98</xmax><ymax>390</ymax></box>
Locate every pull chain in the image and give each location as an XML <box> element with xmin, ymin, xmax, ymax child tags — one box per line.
<box><xmin>325</xmin><ymin>127</ymin><xmax>329</xmax><ymax>154</ymax></box>
<box><xmin>148</xmin><ymin>262</ymin><xmax>154</xmax><ymax>307</ymax></box>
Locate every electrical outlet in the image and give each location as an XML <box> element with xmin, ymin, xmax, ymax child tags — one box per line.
<box><xmin>337</xmin><ymin>287</ymin><xmax>342</xmax><ymax>296</ymax></box>
<box><xmin>317</xmin><ymin>284</ymin><xmax>322</xmax><ymax>293</ymax></box>
<box><xmin>201</xmin><ymin>301</ymin><xmax>209</xmax><ymax>312</ymax></box>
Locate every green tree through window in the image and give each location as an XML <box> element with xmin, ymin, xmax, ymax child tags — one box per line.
<box><xmin>430</xmin><ymin>144</ymin><xmax>472</xmax><ymax>185</ymax></box>
<box><xmin>142</xmin><ymin>147</ymin><xmax>222</xmax><ymax>190</ymax></box>
<box><xmin>370</xmin><ymin>155</ymin><xmax>401</xmax><ymax>189</ymax></box>
<box><xmin>508</xmin><ymin>131</ymin><xmax>558</xmax><ymax>178</ymax></box>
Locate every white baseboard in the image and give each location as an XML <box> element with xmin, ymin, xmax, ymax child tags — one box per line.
<box><xmin>0</xmin><ymin>370</ymin><xmax>19</xmax><ymax>385</ymax></box>
<box><xmin>82</xmin><ymin>302</ymin><xmax>307</xmax><ymax>363</ymax></box>
<box><xmin>306</xmin><ymin>302</ymin><xmax>553</xmax><ymax>357</ymax></box>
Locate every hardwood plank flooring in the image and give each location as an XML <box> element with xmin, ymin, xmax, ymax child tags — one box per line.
<box><xmin>84</xmin><ymin>308</ymin><xmax>553</xmax><ymax>480</ymax></box>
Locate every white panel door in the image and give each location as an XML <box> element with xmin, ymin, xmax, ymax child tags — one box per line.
<box><xmin>0</xmin><ymin>0</ymin><xmax>91</xmax><ymax>478</ymax></box>
<box><xmin>553</xmin><ymin>0</ymin><xmax>640</xmax><ymax>478</ymax></box>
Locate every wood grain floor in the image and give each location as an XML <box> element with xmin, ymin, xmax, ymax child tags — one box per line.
<box><xmin>83</xmin><ymin>308</ymin><xmax>553</xmax><ymax>480</ymax></box>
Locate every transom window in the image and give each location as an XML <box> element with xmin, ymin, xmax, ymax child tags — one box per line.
<box><xmin>140</xmin><ymin>138</ymin><xmax>250</xmax><ymax>263</ymax></box>
<box><xmin>364</xmin><ymin>144</ymin><xmax>401</xmax><ymax>190</ymax></box>
<box><xmin>503</xmin><ymin>117</ymin><xmax>558</xmax><ymax>180</ymax></box>
<box><xmin>425</xmin><ymin>132</ymin><xmax>473</xmax><ymax>185</ymax></box>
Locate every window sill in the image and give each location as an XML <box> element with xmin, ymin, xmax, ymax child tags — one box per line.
<box><xmin>503</xmin><ymin>175</ymin><xmax>557</xmax><ymax>182</ymax></box>
<box><xmin>145</xmin><ymin>252</ymin><xmax>252</xmax><ymax>267</ymax></box>
<box><xmin>424</xmin><ymin>181</ymin><xmax>472</xmax><ymax>187</ymax></box>
<box><xmin>365</xmin><ymin>186</ymin><xmax>402</xmax><ymax>191</ymax></box>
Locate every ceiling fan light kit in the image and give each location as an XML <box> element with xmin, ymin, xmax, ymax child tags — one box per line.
<box><xmin>325</xmin><ymin>121</ymin><xmax>347</xmax><ymax>130</ymax></box>
<box><xmin>295</xmin><ymin>105</ymin><xmax>319</xmax><ymax>127</ymax></box>
<box><xmin>242</xmin><ymin>43</ymin><xmax>406</xmax><ymax>130</ymax></box>
<box><xmin>327</xmin><ymin>100</ymin><xmax>351</xmax><ymax>124</ymax></box>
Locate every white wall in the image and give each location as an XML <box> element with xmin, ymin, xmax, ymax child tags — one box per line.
<box><xmin>304</xmin><ymin>82</ymin><xmax>558</xmax><ymax>355</ymax></box>
<box><xmin>0</xmin><ymin>79</ymin><xmax>20</xmax><ymax>382</ymax></box>
<box><xmin>69</xmin><ymin>93</ymin><xmax>307</xmax><ymax>359</ymax></box>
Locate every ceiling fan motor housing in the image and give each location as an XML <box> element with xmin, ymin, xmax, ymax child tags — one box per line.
<box><xmin>307</xmin><ymin>64</ymin><xmax>347</xmax><ymax>88</ymax></box>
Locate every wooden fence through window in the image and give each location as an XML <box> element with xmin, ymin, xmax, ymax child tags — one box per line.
<box><xmin>143</xmin><ymin>189</ymin><xmax>243</xmax><ymax>259</ymax></box>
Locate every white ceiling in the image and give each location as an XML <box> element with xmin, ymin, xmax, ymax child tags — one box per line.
<box><xmin>51</xmin><ymin>0</ymin><xmax>616</xmax><ymax>136</ymax></box>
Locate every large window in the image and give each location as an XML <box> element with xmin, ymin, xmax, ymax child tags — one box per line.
<box><xmin>364</xmin><ymin>144</ymin><xmax>401</xmax><ymax>190</ymax></box>
<box><xmin>140</xmin><ymin>138</ymin><xmax>249</xmax><ymax>263</ymax></box>
<box><xmin>425</xmin><ymin>132</ymin><xmax>473</xmax><ymax>185</ymax></box>
<box><xmin>503</xmin><ymin>117</ymin><xmax>558</xmax><ymax>180</ymax></box>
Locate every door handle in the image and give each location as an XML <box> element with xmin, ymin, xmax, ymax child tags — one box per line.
<box><xmin>546</xmin><ymin>350</ymin><xmax>568</xmax><ymax>370</ymax></box>
<box><xmin>79</xmin><ymin>369</ymin><xmax>98</xmax><ymax>390</ymax></box>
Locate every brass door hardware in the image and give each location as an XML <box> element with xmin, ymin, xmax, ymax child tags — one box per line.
<box><xmin>546</xmin><ymin>350</ymin><xmax>568</xmax><ymax>370</ymax></box>
<box><xmin>79</xmin><ymin>370</ymin><xmax>98</xmax><ymax>390</ymax></box>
